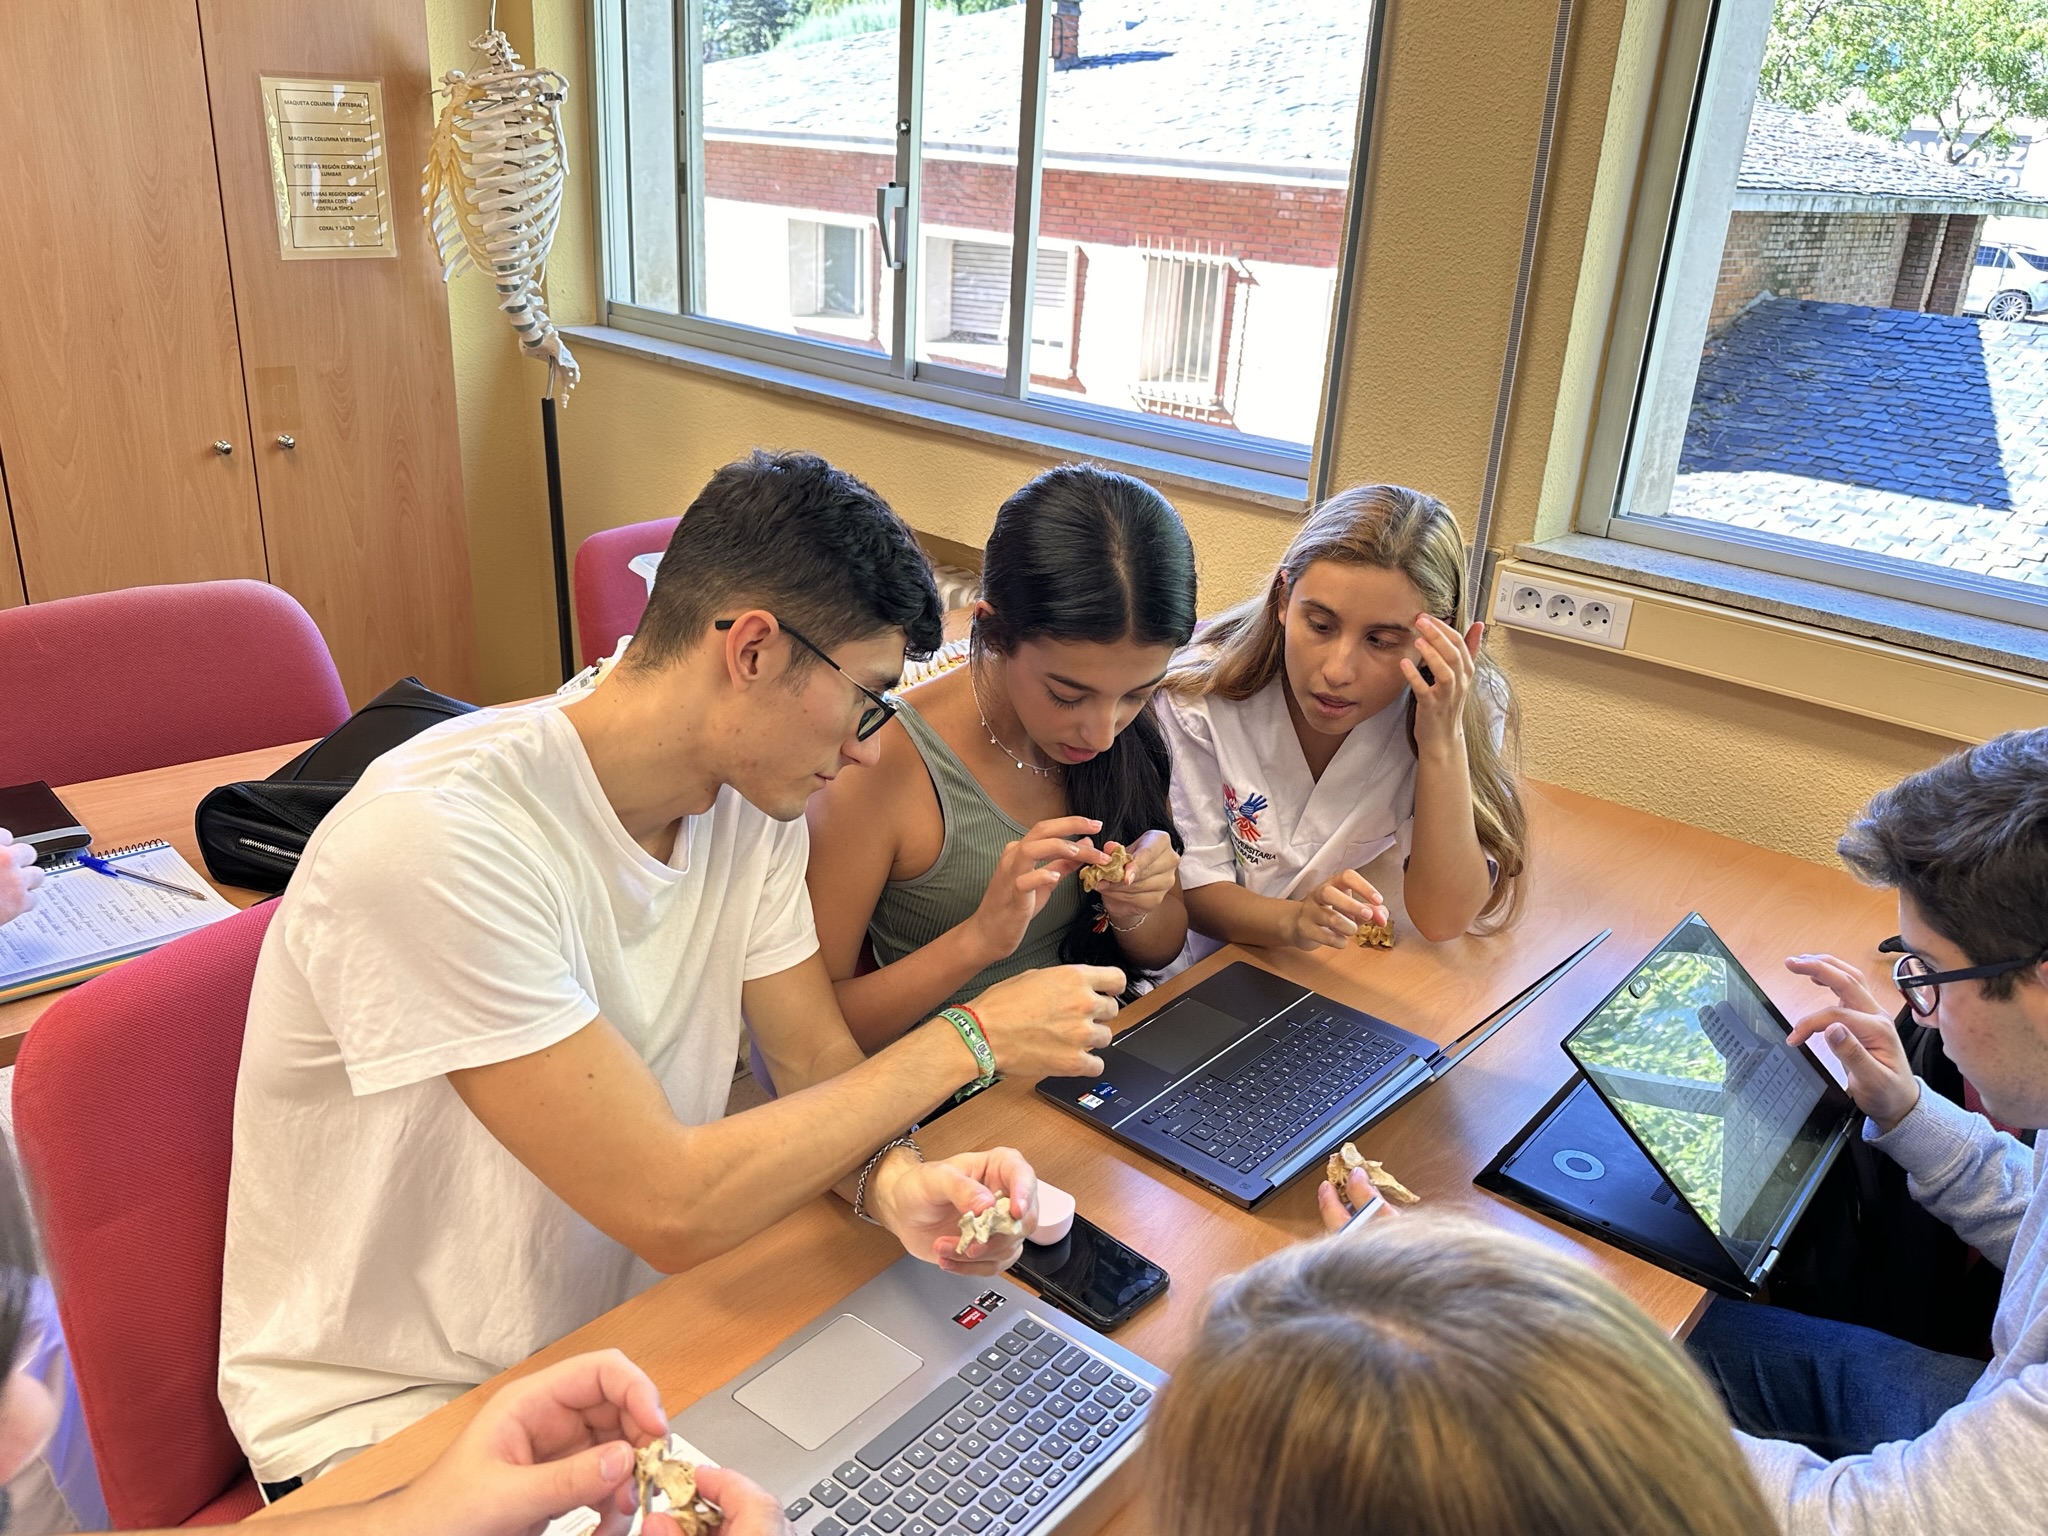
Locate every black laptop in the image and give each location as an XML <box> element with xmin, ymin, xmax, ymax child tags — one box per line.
<box><xmin>1038</xmin><ymin>934</ymin><xmax>1605</xmax><ymax>1209</ymax></box>
<box><xmin>1478</xmin><ymin>912</ymin><xmax>1860</xmax><ymax>1297</ymax></box>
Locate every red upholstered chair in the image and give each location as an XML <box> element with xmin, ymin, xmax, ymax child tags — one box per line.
<box><xmin>0</xmin><ymin>580</ymin><xmax>350</xmax><ymax>787</ymax></box>
<box><xmin>13</xmin><ymin>902</ymin><xmax>277</xmax><ymax>1527</ymax></box>
<box><xmin>573</xmin><ymin>517</ymin><xmax>680</xmax><ymax>670</ymax></box>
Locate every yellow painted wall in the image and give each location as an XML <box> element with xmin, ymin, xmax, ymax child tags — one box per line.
<box><xmin>551</xmin><ymin>347</ymin><xmax>1308</xmax><ymax>630</ymax></box>
<box><xmin>428</xmin><ymin>0</ymin><xmax>598</xmax><ymax>702</ymax></box>
<box><xmin>428</xmin><ymin>0</ymin><xmax>1953</xmax><ymax>865</ymax></box>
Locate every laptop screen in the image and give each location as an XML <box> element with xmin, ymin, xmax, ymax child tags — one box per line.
<box><xmin>1562</xmin><ymin>914</ymin><xmax>1857</xmax><ymax>1276</ymax></box>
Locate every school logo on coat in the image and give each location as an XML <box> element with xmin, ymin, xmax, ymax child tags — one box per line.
<box><xmin>1223</xmin><ymin>783</ymin><xmax>1274</xmax><ymax>868</ymax></box>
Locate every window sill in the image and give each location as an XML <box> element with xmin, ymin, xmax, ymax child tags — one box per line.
<box><xmin>564</xmin><ymin>326</ymin><xmax>1311</xmax><ymax>513</ymax></box>
<box><xmin>1521</xmin><ymin>534</ymin><xmax>2048</xmax><ymax>680</ymax></box>
<box><xmin>1501</xmin><ymin>536</ymin><xmax>2048</xmax><ymax>745</ymax></box>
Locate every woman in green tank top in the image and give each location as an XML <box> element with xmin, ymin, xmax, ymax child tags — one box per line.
<box><xmin>807</xmin><ymin>465</ymin><xmax>1198</xmax><ymax>1055</ymax></box>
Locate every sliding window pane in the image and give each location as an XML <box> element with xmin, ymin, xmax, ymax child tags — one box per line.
<box><xmin>915</xmin><ymin>0</ymin><xmax>1025</xmax><ymax>378</ymax></box>
<box><xmin>1619</xmin><ymin>0</ymin><xmax>2048</xmax><ymax>601</ymax></box>
<box><xmin>696</xmin><ymin>1</ymin><xmax>901</xmax><ymax>354</ymax></box>
<box><xmin>620</xmin><ymin>0</ymin><xmax>679</xmax><ymax>311</ymax></box>
<box><xmin>1030</xmin><ymin>0</ymin><xmax>1373</xmax><ymax>444</ymax></box>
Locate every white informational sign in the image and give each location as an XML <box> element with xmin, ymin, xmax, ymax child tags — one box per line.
<box><xmin>261</xmin><ymin>76</ymin><xmax>397</xmax><ymax>260</ymax></box>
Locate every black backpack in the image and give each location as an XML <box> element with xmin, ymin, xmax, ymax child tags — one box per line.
<box><xmin>194</xmin><ymin>676</ymin><xmax>476</xmax><ymax>893</ymax></box>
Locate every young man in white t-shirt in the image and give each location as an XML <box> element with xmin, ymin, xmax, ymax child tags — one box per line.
<box><xmin>219</xmin><ymin>451</ymin><xmax>1127</xmax><ymax>1491</ymax></box>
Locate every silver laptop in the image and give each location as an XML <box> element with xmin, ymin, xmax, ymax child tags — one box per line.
<box><xmin>671</xmin><ymin>1255</ymin><xmax>1168</xmax><ymax>1536</ymax></box>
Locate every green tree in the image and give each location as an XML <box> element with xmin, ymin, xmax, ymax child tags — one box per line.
<box><xmin>704</xmin><ymin>0</ymin><xmax>809</xmax><ymax>59</ymax></box>
<box><xmin>809</xmin><ymin>0</ymin><xmax>1015</xmax><ymax>9</ymax></box>
<box><xmin>1761</xmin><ymin>0</ymin><xmax>2048</xmax><ymax>164</ymax></box>
<box><xmin>712</xmin><ymin>0</ymin><xmax>1018</xmax><ymax>57</ymax></box>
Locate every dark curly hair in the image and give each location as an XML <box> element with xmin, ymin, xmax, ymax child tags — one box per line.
<box><xmin>629</xmin><ymin>450</ymin><xmax>944</xmax><ymax>672</ymax></box>
<box><xmin>1838</xmin><ymin>729</ymin><xmax>2048</xmax><ymax>999</ymax></box>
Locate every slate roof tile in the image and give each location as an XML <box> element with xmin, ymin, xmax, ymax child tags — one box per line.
<box><xmin>1673</xmin><ymin>299</ymin><xmax>2048</xmax><ymax>574</ymax></box>
<box><xmin>1737</xmin><ymin>103</ymin><xmax>2048</xmax><ymax>211</ymax></box>
<box><xmin>703</xmin><ymin>0</ymin><xmax>1370</xmax><ymax>175</ymax></box>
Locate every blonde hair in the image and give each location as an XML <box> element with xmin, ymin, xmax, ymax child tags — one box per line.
<box><xmin>1167</xmin><ymin>484</ymin><xmax>1526</xmax><ymax>928</ymax></box>
<box><xmin>1145</xmin><ymin>1216</ymin><xmax>1774</xmax><ymax>1536</ymax></box>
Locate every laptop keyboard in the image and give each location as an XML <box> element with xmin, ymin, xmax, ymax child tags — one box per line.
<box><xmin>1136</xmin><ymin>1012</ymin><xmax>1409</xmax><ymax>1172</ymax></box>
<box><xmin>1717</xmin><ymin>1044</ymin><xmax>1820</xmax><ymax>1213</ymax></box>
<box><xmin>784</xmin><ymin>1315</ymin><xmax>1152</xmax><ymax>1536</ymax></box>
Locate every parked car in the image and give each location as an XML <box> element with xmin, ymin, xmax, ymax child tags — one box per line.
<box><xmin>1967</xmin><ymin>243</ymin><xmax>2048</xmax><ymax>321</ymax></box>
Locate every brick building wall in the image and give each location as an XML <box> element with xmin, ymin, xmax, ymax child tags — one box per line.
<box><xmin>1889</xmin><ymin>213</ymin><xmax>1948</xmax><ymax>310</ymax></box>
<box><xmin>1926</xmin><ymin>214</ymin><xmax>1984</xmax><ymax>316</ymax></box>
<box><xmin>705</xmin><ymin>138</ymin><xmax>1348</xmax><ymax>267</ymax></box>
<box><xmin>699</xmin><ymin>136</ymin><xmax>1347</xmax><ymax>439</ymax></box>
<box><xmin>1709</xmin><ymin>210</ymin><xmax>1910</xmax><ymax>332</ymax></box>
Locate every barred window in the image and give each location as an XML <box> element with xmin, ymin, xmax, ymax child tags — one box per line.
<box><xmin>598</xmin><ymin>0</ymin><xmax>1379</xmax><ymax>467</ymax></box>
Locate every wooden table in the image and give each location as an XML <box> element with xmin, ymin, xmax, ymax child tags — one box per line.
<box><xmin>265</xmin><ymin>778</ymin><xmax>1898</xmax><ymax>1530</ymax></box>
<box><xmin>0</xmin><ymin>743</ymin><xmax>305</xmax><ymax>1067</ymax></box>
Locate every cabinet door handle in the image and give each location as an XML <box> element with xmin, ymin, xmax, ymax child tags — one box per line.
<box><xmin>276</xmin><ymin>434</ymin><xmax>296</xmax><ymax>450</ymax></box>
<box><xmin>213</xmin><ymin>440</ymin><xmax>234</xmax><ymax>456</ymax></box>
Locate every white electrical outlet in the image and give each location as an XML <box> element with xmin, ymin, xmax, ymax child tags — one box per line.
<box><xmin>1491</xmin><ymin>570</ymin><xmax>1633</xmax><ymax>649</ymax></box>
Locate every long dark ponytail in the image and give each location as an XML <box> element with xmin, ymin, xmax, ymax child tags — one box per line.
<box><xmin>975</xmin><ymin>465</ymin><xmax>1198</xmax><ymax>970</ymax></box>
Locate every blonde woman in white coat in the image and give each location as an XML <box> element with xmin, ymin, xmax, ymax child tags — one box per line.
<box><xmin>1160</xmin><ymin>485</ymin><xmax>1526</xmax><ymax>967</ymax></box>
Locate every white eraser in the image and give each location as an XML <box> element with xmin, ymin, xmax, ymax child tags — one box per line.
<box><xmin>1029</xmin><ymin>1181</ymin><xmax>1076</xmax><ymax>1245</ymax></box>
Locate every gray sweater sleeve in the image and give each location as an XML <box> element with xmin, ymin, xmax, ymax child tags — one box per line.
<box><xmin>1737</xmin><ymin>1088</ymin><xmax>2045</xmax><ymax>1534</ymax></box>
<box><xmin>1738</xmin><ymin>1372</ymin><xmax>2048</xmax><ymax>1536</ymax></box>
<box><xmin>1864</xmin><ymin>1083</ymin><xmax>2035</xmax><ymax>1268</ymax></box>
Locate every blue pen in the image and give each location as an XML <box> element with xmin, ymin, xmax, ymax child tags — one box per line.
<box><xmin>76</xmin><ymin>851</ymin><xmax>209</xmax><ymax>901</ymax></box>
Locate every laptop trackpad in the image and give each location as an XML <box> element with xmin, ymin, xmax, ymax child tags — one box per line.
<box><xmin>732</xmin><ymin>1314</ymin><xmax>923</xmax><ymax>1450</ymax></box>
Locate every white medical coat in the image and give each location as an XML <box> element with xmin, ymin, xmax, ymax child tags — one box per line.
<box><xmin>1160</xmin><ymin>680</ymin><xmax>1422</xmax><ymax>968</ymax></box>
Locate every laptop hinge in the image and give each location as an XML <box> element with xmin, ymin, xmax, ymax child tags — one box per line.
<box><xmin>1752</xmin><ymin>1244</ymin><xmax>1783</xmax><ymax>1288</ymax></box>
<box><xmin>1427</xmin><ymin>927</ymin><xmax>1611</xmax><ymax>1078</ymax></box>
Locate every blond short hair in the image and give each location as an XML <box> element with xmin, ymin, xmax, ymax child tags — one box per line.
<box><xmin>1145</xmin><ymin>1215</ymin><xmax>1771</xmax><ymax>1536</ymax></box>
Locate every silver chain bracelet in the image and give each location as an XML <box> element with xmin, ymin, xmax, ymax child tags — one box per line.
<box><xmin>854</xmin><ymin>1133</ymin><xmax>922</xmax><ymax>1226</ymax></box>
<box><xmin>1106</xmin><ymin>907</ymin><xmax>1149</xmax><ymax>934</ymax></box>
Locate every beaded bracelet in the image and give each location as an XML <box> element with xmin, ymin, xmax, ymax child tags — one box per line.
<box><xmin>940</xmin><ymin>1005</ymin><xmax>998</xmax><ymax>1090</ymax></box>
<box><xmin>853</xmin><ymin>1133</ymin><xmax>922</xmax><ymax>1226</ymax></box>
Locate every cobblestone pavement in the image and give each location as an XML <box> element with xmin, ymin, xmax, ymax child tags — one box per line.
<box><xmin>1671</xmin><ymin>471</ymin><xmax>2048</xmax><ymax>584</ymax></box>
<box><xmin>1670</xmin><ymin>299</ymin><xmax>2048</xmax><ymax>583</ymax></box>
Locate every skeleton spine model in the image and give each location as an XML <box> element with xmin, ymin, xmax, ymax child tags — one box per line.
<box><xmin>423</xmin><ymin>29</ymin><xmax>579</xmax><ymax>404</ymax></box>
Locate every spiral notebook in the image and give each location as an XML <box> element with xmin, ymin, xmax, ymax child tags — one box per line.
<box><xmin>0</xmin><ymin>842</ymin><xmax>240</xmax><ymax>1004</ymax></box>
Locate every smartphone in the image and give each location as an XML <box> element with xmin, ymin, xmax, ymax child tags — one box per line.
<box><xmin>1008</xmin><ymin>1214</ymin><xmax>1168</xmax><ymax>1332</ymax></box>
<box><xmin>0</xmin><ymin>781</ymin><xmax>90</xmax><ymax>863</ymax></box>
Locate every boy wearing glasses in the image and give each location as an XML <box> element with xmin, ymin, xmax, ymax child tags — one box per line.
<box><xmin>1689</xmin><ymin>728</ymin><xmax>2048</xmax><ymax>1534</ymax></box>
<box><xmin>220</xmin><ymin>451</ymin><xmax>1127</xmax><ymax>1492</ymax></box>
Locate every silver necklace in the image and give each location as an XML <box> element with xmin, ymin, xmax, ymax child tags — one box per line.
<box><xmin>970</xmin><ymin>666</ymin><xmax>1060</xmax><ymax>778</ymax></box>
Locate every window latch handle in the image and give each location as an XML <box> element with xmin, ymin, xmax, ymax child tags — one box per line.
<box><xmin>876</xmin><ymin>183</ymin><xmax>908</xmax><ymax>271</ymax></box>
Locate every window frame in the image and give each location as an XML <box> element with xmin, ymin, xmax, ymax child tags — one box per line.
<box><xmin>589</xmin><ymin>0</ymin><xmax>1385</xmax><ymax>483</ymax></box>
<box><xmin>1564</xmin><ymin>0</ymin><xmax>2048</xmax><ymax>635</ymax></box>
<box><xmin>787</xmin><ymin>216</ymin><xmax>871</xmax><ymax>328</ymax></box>
<box><xmin>916</xmin><ymin>231</ymin><xmax>1076</xmax><ymax>377</ymax></box>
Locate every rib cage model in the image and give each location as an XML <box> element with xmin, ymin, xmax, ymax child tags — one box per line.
<box><xmin>423</xmin><ymin>29</ymin><xmax>578</xmax><ymax>404</ymax></box>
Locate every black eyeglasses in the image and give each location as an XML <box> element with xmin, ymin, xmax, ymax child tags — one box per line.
<box><xmin>1880</xmin><ymin>934</ymin><xmax>2048</xmax><ymax>1018</ymax></box>
<box><xmin>714</xmin><ymin>617</ymin><xmax>900</xmax><ymax>741</ymax></box>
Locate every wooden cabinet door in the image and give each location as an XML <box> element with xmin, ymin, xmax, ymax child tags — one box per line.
<box><xmin>0</xmin><ymin>1</ymin><xmax>268</xmax><ymax>600</ymax></box>
<box><xmin>197</xmin><ymin>0</ymin><xmax>479</xmax><ymax>705</ymax></box>
<box><xmin>0</xmin><ymin>497</ymin><xmax>23</xmax><ymax>610</ymax></box>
